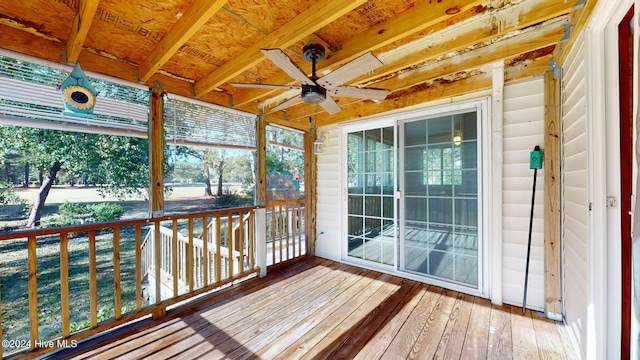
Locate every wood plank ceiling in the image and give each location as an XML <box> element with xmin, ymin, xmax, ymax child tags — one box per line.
<box><xmin>0</xmin><ymin>0</ymin><xmax>585</xmax><ymax>131</ymax></box>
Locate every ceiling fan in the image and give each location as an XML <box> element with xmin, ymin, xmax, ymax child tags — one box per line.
<box><xmin>231</xmin><ymin>43</ymin><xmax>390</xmax><ymax>115</ymax></box>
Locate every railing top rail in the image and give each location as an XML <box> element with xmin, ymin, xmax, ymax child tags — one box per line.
<box><xmin>0</xmin><ymin>205</ymin><xmax>263</xmax><ymax>241</ymax></box>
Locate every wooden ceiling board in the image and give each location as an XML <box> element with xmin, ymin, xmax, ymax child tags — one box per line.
<box><xmin>83</xmin><ymin>0</ymin><xmax>190</xmax><ymax>65</ymax></box>
<box><xmin>0</xmin><ymin>0</ymin><xmax>75</xmax><ymax>42</ymax></box>
<box><xmin>160</xmin><ymin>10</ymin><xmax>265</xmax><ymax>82</ymax></box>
<box><xmin>193</xmin><ymin>0</ymin><xmax>369</xmax><ymax>97</ymax></box>
<box><xmin>314</xmin><ymin>0</ymin><xmax>419</xmax><ymax>49</ymax></box>
<box><xmin>224</xmin><ymin>0</ymin><xmax>310</xmax><ymax>35</ymax></box>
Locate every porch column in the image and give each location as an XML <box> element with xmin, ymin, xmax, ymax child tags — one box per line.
<box><xmin>544</xmin><ymin>70</ymin><xmax>562</xmax><ymax>320</ymax></box>
<box><xmin>255</xmin><ymin>115</ymin><xmax>267</xmax><ymax>277</ymax></box>
<box><xmin>305</xmin><ymin>124</ymin><xmax>317</xmax><ymax>255</ymax></box>
<box><xmin>149</xmin><ymin>85</ymin><xmax>164</xmax><ymax>217</ymax></box>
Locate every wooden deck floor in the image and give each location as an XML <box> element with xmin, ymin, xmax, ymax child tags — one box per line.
<box><xmin>51</xmin><ymin>257</ymin><xmax>576</xmax><ymax>360</ymax></box>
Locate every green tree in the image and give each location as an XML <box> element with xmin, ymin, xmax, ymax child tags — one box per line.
<box><xmin>0</xmin><ymin>125</ymin><xmax>151</xmax><ymax>228</ymax></box>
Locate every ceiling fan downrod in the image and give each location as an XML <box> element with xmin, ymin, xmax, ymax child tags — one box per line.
<box><xmin>301</xmin><ymin>43</ymin><xmax>327</xmax><ymax>104</ymax></box>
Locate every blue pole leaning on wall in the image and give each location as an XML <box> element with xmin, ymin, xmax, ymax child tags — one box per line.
<box><xmin>523</xmin><ymin>145</ymin><xmax>544</xmax><ymax>314</ymax></box>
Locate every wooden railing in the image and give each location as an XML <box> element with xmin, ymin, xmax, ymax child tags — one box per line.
<box><xmin>140</xmin><ymin>210</ymin><xmax>253</xmax><ymax>300</ymax></box>
<box><xmin>0</xmin><ymin>206</ymin><xmax>259</xmax><ymax>359</ymax></box>
<box><xmin>265</xmin><ymin>198</ymin><xmax>306</xmax><ymax>266</ymax></box>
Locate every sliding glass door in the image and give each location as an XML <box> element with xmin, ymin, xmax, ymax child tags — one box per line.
<box><xmin>346</xmin><ymin>126</ymin><xmax>395</xmax><ymax>266</ymax></box>
<box><xmin>399</xmin><ymin>109</ymin><xmax>480</xmax><ymax>287</ymax></box>
<box><xmin>342</xmin><ymin>102</ymin><xmax>484</xmax><ymax>292</ymax></box>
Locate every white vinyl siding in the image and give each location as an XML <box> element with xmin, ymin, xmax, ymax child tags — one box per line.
<box><xmin>315</xmin><ymin>124</ymin><xmax>341</xmax><ymax>260</ymax></box>
<box><xmin>561</xmin><ymin>34</ymin><xmax>589</xmax><ymax>359</ymax></box>
<box><xmin>501</xmin><ymin>77</ymin><xmax>545</xmax><ymax>310</ymax></box>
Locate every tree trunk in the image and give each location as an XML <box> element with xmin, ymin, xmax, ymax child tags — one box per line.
<box><xmin>204</xmin><ymin>177</ymin><xmax>213</xmax><ymax>196</ymax></box>
<box><xmin>217</xmin><ymin>169</ymin><xmax>223</xmax><ymax>196</ymax></box>
<box><xmin>203</xmin><ymin>168</ymin><xmax>213</xmax><ymax>196</ymax></box>
<box><xmin>27</xmin><ymin>161</ymin><xmax>63</xmax><ymax>228</ymax></box>
<box><xmin>23</xmin><ymin>163</ymin><xmax>29</xmax><ymax>188</ymax></box>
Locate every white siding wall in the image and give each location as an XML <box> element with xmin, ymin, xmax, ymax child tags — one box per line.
<box><xmin>561</xmin><ymin>35</ymin><xmax>589</xmax><ymax>359</ymax></box>
<box><xmin>314</xmin><ymin>124</ymin><xmax>341</xmax><ymax>261</ymax></box>
<box><xmin>501</xmin><ymin>77</ymin><xmax>545</xmax><ymax>310</ymax></box>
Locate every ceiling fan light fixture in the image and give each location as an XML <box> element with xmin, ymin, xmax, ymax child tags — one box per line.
<box><xmin>301</xmin><ymin>84</ymin><xmax>326</xmax><ymax>104</ymax></box>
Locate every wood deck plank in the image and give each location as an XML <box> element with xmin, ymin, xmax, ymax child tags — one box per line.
<box><xmin>48</xmin><ymin>258</ymin><xmax>577</xmax><ymax>360</ymax></box>
<box><xmin>530</xmin><ymin>311</ymin><xmax>567</xmax><ymax>359</ymax></box>
<box><xmin>237</xmin><ymin>270</ymin><xmax>385</xmax><ymax>359</ymax></box>
<box><xmin>125</xmin><ymin>260</ymin><xmax>335</xmax><ymax>359</ymax></box>
<box><xmin>460</xmin><ymin>296</ymin><xmax>492</xmax><ymax>359</ymax></box>
<box><xmin>408</xmin><ymin>289</ymin><xmax>459</xmax><ymax>360</ymax></box>
<box><xmin>66</xmin><ymin>257</ymin><xmax>332</xmax><ymax>359</ymax></box>
<box><xmin>487</xmin><ymin>304</ymin><xmax>514</xmax><ymax>360</ymax></box>
<box><xmin>167</xmin><ymin>264</ymin><xmax>369</xmax><ymax>359</ymax></box>
<box><xmin>309</xmin><ymin>276</ymin><xmax>416</xmax><ymax>360</ymax></box>
<box><xmin>351</xmin><ymin>282</ymin><xmax>427</xmax><ymax>360</ymax></box>
<box><xmin>379</xmin><ymin>286</ymin><xmax>445</xmax><ymax>359</ymax></box>
<box><xmin>511</xmin><ymin>307</ymin><xmax>541</xmax><ymax>360</ymax></box>
<box><xmin>433</xmin><ymin>292</ymin><xmax>475</xmax><ymax>360</ymax></box>
<box><xmin>265</xmin><ymin>271</ymin><xmax>390</xmax><ymax>360</ymax></box>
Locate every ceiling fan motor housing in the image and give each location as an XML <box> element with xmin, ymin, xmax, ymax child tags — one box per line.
<box><xmin>301</xmin><ymin>84</ymin><xmax>327</xmax><ymax>104</ymax></box>
<box><xmin>302</xmin><ymin>43</ymin><xmax>326</xmax><ymax>62</ymax></box>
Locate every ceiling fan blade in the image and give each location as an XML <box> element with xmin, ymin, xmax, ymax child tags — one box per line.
<box><xmin>316</xmin><ymin>52</ymin><xmax>384</xmax><ymax>89</ymax></box>
<box><xmin>320</xmin><ymin>96</ymin><xmax>342</xmax><ymax>115</ymax></box>
<box><xmin>329</xmin><ymin>86</ymin><xmax>390</xmax><ymax>101</ymax></box>
<box><xmin>272</xmin><ymin>94</ymin><xmax>302</xmax><ymax>112</ymax></box>
<box><xmin>231</xmin><ymin>82</ymin><xmax>301</xmax><ymax>90</ymax></box>
<box><xmin>261</xmin><ymin>49</ymin><xmax>314</xmax><ymax>86</ymax></box>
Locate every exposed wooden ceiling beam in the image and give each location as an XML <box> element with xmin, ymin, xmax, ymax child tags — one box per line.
<box><xmin>265</xmin><ymin>55</ymin><xmax>553</xmax><ymax>131</ymax></box>
<box><xmin>65</xmin><ymin>0</ymin><xmax>99</xmax><ymax>63</ymax></box>
<box><xmin>373</xmin><ymin>18</ymin><xmax>566</xmax><ymax>92</ymax></box>
<box><xmin>308</xmin><ymin>55</ymin><xmax>552</xmax><ymax>128</ymax></box>
<box><xmin>193</xmin><ymin>0</ymin><xmax>368</xmax><ymax>97</ymax></box>
<box><xmin>278</xmin><ymin>18</ymin><xmax>564</xmax><ymax>121</ymax></box>
<box><xmin>350</xmin><ymin>0</ymin><xmax>577</xmax><ymax>86</ymax></box>
<box><xmin>0</xmin><ymin>24</ymin><xmax>65</xmax><ymax>63</ymax></box>
<box><xmin>232</xmin><ymin>0</ymin><xmax>485</xmax><ymax>106</ymax></box>
<box><xmin>137</xmin><ymin>0</ymin><xmax>227</xmax><ymax>82</ymax></box>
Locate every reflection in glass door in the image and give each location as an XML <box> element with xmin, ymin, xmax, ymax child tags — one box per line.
<box><xmin>346</xmin><ymin>126</ymin><xmax>395</xmax><ymax>266</ymax></box>
<box><xmin>400</xmin><ymin>110</ymin><xmax>480</xmax><ymax>287</ymax></box>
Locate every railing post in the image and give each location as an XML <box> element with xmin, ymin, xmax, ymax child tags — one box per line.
<box><xmin>255</xmin><ymin>208</ymin><xmax>267</xmax><ymax>278</ymax></box>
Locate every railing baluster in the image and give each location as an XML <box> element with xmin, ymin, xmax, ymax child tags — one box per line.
<box><xmin>202</xmin><ymin>215</ymin><xmax>209</xmax><ymax>287</ymax></box>
<box><xmin>27</xmin><ymin>235</ymin><xmax>37</xmax><ymax>351</ymax></box>
<box><xmin>60</xmin><ymin>233</ymin><xmax>70</xmax><ymax>337</ymax></box>
<box><xmin>278</xmin><ymin>205</ymin><xmax>284</xmax><ymax>263</ymax></box>
<box><xmin>270</xmin><ymin>206</ymin><xmax>276</xmax><ymax>265</ymax></box>
<box><xmin>89</xmin><ymin>230</ymin><xmax>98</xmax><ymax>328</ymax></box>
<box><xmin>113</xmin><ymin>228</ymin><xmax>122</xmax><ymax>320</ymax></box>
<box><xmin>215</xmin><ymin>214</ymin><xmax>221</xmax><ymax>282</ymax></box>
<box><xmin>172</xmin><ymin>219</ymin><xmax>178</xmax><ymax>298</ymax></box>
<box><xmin>293</xmin><ymin>201</ymin><xmax>302</xmax><ymax>256</ymax></box>
<box><xmin>153</xmin><ymin>223</ymin><xmax>161</xmax><ymax>304</ymax></box>
<box><xmin>239</xmin><ymin>211</ymin><xmax>245</xmax><ymax>273</ymax></box>
<box><xmin>249</xmin><ymin>210</ymin><xmax>255</xmax><ymax>269</ymax></box>
<box><xmin>135</xmin><ymin>224</ymin><xmax>142</xmax><ymax>311</ymax></box>
<box><xmin>228</xmin><ymin>212</ymin><xmax>233</xmax><ymax>278</ymax></box>
<box><xmin>188</xmin><ymin>217</ymin><xmax>194</xmax><ymax>292</ymax></box>
<box><xmin>285</xmin><ymin>204</ymin><xmax>290</xmax><ymax>261</ymax></box>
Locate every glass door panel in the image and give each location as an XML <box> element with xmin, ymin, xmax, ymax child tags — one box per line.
<box><xmin>400</xmin><ymin>110</ymin><xmax>480</xmax><ymax>287</ymax></box>
<box><xmin>346</xmin><ymin>126</ymin><xmax>394</xmax><ymax>266</ymax></box>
